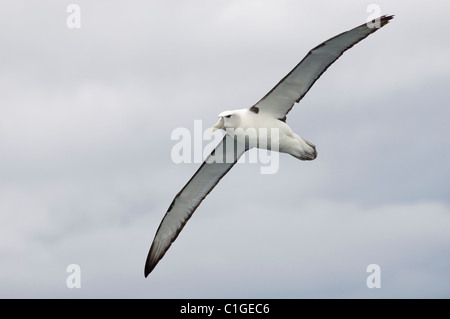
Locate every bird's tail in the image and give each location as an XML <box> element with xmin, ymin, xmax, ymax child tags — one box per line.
<box><xmin>291</xmin><ymin>136</ymin><xmax>317</xmax><ymax>161</ymax></box>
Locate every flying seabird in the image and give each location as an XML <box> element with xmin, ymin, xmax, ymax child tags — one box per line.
<box><xmin>145</xmin><ymin>15</ymin><xmax>394</xmax><ymax>277</ymax></box>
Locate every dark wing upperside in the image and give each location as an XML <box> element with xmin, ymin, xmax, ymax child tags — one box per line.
<box><xmin>144</xmin><ymin>134</ymin><xmax>247</xmax><ymax>277</ymax></box>
<box><xmin>250</xmin><ymin>15</ymin><xmax>394</xmax><ymax>121</ymax></box>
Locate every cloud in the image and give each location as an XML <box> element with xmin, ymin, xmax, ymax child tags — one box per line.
<box><xmin>0</xmin><ymin>0</ymin><xmax>449</xmax><ymax>298</ymax></box>
<box><xmin>2</xmin><ymin>198</ymin><xmax>448</xmax><ymax>298</ymax></box>
<box><xmin>143</xmin><ymin>199</ymin><xmax>450</xmax><ymax>298</ymax></box>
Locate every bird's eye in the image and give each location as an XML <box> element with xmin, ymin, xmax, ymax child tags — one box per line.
<box><xmin>225</xmin><ymin>115</ymin><xmax>232</xmax><ymax>118</ymax></box>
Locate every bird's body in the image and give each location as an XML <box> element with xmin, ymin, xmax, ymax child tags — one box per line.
<box><xmin>215</xmin><ymin>108</ymin><xmax>317</xmax><ymax>160</ymax></box>
<box><xmin>144</xmin><ymin>15</ymin><xmax>394</xmax><ymax>277</ymax></box>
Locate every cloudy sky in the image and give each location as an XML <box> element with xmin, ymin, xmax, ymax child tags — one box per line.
<box><xmin>1</xmin><ymin>0</ymin><xmax>449</xmax><ymax>298</ymax></box>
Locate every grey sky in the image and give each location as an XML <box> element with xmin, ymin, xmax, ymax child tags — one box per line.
<box><xmin>0</xmin><ymin>0</ymin><xmax>449</xmax><ymax>298</ymax></box>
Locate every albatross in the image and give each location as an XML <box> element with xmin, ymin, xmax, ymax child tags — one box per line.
<box><xmin>145</xmin><ymin>15</ymin><xmax>394</xmax><ymax>277</ymax></box>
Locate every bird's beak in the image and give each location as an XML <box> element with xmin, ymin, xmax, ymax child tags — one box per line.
<box><xmin>212</xmin><ymin>117</ymin><xmax>224</xmax><ymax>133</ymax></box>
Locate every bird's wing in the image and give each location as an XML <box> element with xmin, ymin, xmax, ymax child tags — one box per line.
<box><xmin>145</xmin><ymin>134</ymin><xmax>247</xmax><ymax>276</ymax></box>
<box><xmin>250</xmin><ymin>15</ymin><xmax>394</xmax><ymax>121</ymax></box>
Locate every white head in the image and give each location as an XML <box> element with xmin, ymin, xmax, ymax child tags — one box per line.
<box><xmin>211</xmin><ymin>110</ymin><xmax>242</xmax><ymax>132</ymax></box>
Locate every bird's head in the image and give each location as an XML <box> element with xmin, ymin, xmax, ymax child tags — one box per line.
<box><xmin>212</xmin><ymin>110</ymin><xmax>241</xmax><ymax>132</ymax></box>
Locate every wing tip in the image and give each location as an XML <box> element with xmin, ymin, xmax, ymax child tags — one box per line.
<box><xmin>144</xmin><ymin>263</ymin><xmax>153</xmax><ymax>278</ymax></box>
<box><xmin>377</xmin><ymin>14</ymin><xmax>395</xmax><ymax>27</ymax></box>
<box><xmin>144</xmin><ymin>253</ymin><xmax>158</xmax><ymax>278</ymax></box>
<box><xmin>365</xmin><ymin>14</ymin><xmax>394</xmax><ymax>31</ymax></box>
<box><xmin>144</xmin><ymin>242</ymin><xmax>161</xmax><ymax>278</ymax></box>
